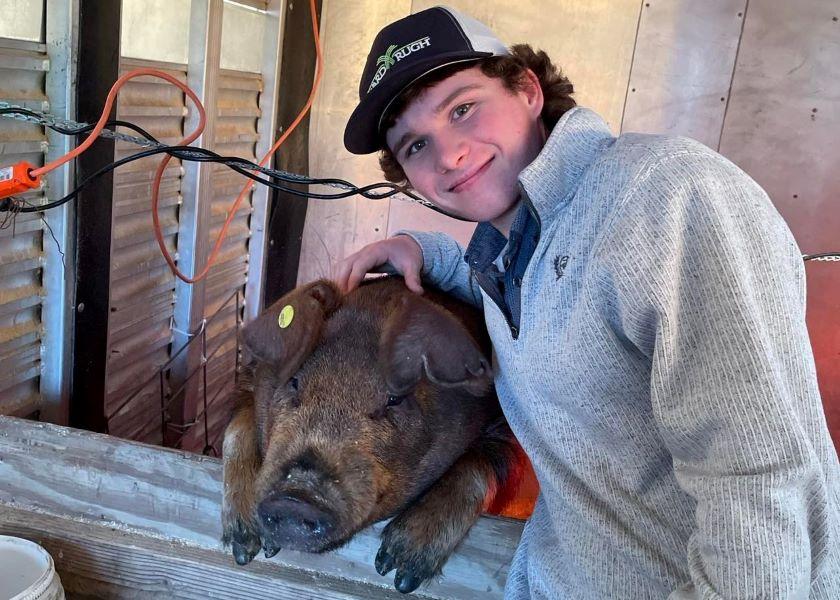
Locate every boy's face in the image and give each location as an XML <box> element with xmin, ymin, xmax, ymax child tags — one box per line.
<box><xmin>384</xmin><ymin>66</ymin><xmax>545</xmax><ymax>234</ymax></box>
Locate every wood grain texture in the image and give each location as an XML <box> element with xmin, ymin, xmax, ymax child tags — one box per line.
<box><xmin>0</xmin><ymin>417</ymin><xmax>522</xmax><ymax>599</ymax></box>
<box><xmin>1</xmin><ymin>507</ymin><xmax>406</xmax><ymax>600</ymax></box>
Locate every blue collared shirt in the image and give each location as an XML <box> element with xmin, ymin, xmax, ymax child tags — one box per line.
<box><xmin>463</xmin><ymin>201</ymin><xmax>540</xmax><ymax>339</ymax></box>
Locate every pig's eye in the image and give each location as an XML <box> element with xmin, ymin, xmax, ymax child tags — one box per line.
<box><xmin>287</xmin><ymin>377</ymin><xmax>299</xmax><ymax>392</ymax></box>
<box><xmin>386</xmin><ymin>393</ymin><xmax>405</xmax><ymax>407</ymax></box>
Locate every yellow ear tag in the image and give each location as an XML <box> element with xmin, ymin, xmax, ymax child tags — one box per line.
<box><xmin>278</xmin><ymin>304</ymin><xmax>294</xmax><ymax>329</ymax></box>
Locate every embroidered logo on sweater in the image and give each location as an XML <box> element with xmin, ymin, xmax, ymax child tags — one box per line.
<box><xmin>553</xmin><ymin>255</ymin><xmax>569</xmax><ymax>280</ymax></box>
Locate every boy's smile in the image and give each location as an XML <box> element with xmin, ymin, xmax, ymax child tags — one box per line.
<box><xmin>385</xmin><ymin>66</ymin><xmax>546</xmax><ymax>235</ymax></box>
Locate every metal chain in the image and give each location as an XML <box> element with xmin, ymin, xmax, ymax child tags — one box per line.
<box><xmin>806</xmin><ymin>255</ymin><xmax>840</xmax><ymax>262</ymax></box>
<box><xmin>0</xmin><ymin>101</ymin><xmax>434</xmax><ymax>207</ymax></box>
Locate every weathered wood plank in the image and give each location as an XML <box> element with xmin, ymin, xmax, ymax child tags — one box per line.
<box><xmin>0</xmin><ymin>507</ymin><xmax>407</xmax><ymax>599</ymax></box>
<box><xmin>0</xmin><ymin>417</ymin><xmax>523</xmax><ymax>599</ymax></box>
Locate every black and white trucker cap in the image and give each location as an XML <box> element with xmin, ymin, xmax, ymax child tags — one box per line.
<box><xmin>343</xmin><ymin>6</ymin><xmax>509</xmax><ymax>155</ymax></box>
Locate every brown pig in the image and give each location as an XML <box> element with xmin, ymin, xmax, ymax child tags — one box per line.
<box><xmin>221</xmin><ymin>277</ymin><xmax>519</xmax><ymax>594</ymax></box>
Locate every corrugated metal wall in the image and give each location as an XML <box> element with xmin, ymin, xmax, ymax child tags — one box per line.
<box><xmin>184</xmin><ymin>69</ymin><xmax>263</xmax><ymax>451</ymax></box>
<box><xmin>107</xmin><ymin>2</ymin><xmax>277</xmax><ymax>451</ymax></box>
<box><xmin>0</xmin><ymin>1</ymin><xmax>279</xmax><ymax>444</ymax></box>
<box><xmin>104</xmin><ymin>58</ymin><xmax>189</xmax><ymax>444</ymax></box>
<box><xmin>0</xmin><ymin>39</ymin><xmax>48</xmax><ymax>417</ymax></box>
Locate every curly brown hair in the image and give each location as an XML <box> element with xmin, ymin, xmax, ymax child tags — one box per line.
<box><xmin>377</xmin><ymin>44</ymin><xmax>575</xmax><ymax>185</ymax></box>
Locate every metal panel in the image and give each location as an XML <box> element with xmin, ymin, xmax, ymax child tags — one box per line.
<box><xmin>621</xmin><ymin>0</ymin><xmax>746</xmax><ymax>149</ymax></box>
<box><xmin>106</xmin><ymin>2</ymin><xmax>283</xmax><ymax>453</ymax></box>
<box><xmin>40</xmin><ymin>0</ymin><xmax>79</xmax><ymax>426</ymax></box>
<box><xmin>718</xmin><ymin>0</ymin><xmax>840</xmax><ymax>444</ymax></box>
<box><xmin>298</xmin><ymin>0</ymin><xmax>410</xmax><ymax>286</ymax></box>
<box><xmin>104</xmin><ymin>58</ymin><xmax>189</xmax><ymax>444</ymax></box>
<box><xmin>244</xmin><ymin>0</ymin><xmax>285</xmax><ymax>320</ymax></box>
<box><xmin>120</xmin><ymin>0</ymin><xmax>192</xmax><ymax>64</ymax></box>
<box><xmin>221</xmin><ymin>0</ymin><xmax>267</xmax><ymax>73</ymax></box>
<box><xmin>182</xmin><ymin>68</ymin><xmax>264</xmax><ymax>451</ymax></box>
<box><xmin>0</xmin><ymin>38</ymin><xmax>48</xmax><ymax>418</ymax></box>
<box><xmin>410</xmin><ymin>0</ymin><xmax>641</xmax><ymax>133</ymax></box>
<box><xmin>168</xmin><ymin>0</ymin><xmax>224</xmax><ymax>449</ymax></box>
<box><xmin>227</xmin><ymin>0</ymin><xmax>269</xmax><ymax>10</ymax></box>
<box><xmin>0</xmin><ymin>0</ymin><xmax>44</xmax><ymax>42</ymax></box>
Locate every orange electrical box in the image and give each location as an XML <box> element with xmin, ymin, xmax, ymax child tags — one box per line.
<box><xmin>0</xmin><ymin>161</ymin><xmax>41</xmax><ymax>200</ymax></box>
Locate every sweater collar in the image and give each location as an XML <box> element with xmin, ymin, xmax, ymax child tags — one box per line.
<box><xmin>518</xmin><ymin>107</ymin><xmax>615</xmax><ymax>217</ymax></box>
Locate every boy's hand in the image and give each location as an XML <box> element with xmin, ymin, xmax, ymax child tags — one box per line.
<box><xmin>332</xmin><ymin>235</ymin><xmax>424</xmax><ymax>295</ymax></box>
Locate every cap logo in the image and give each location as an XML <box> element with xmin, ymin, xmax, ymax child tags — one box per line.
<box><xmin>367</xmin><ymin>36</ymin><xmax>431</xmax><ymax>93</ymax></box>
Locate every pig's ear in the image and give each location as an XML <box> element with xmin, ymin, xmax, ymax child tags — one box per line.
<box><xmin>241</xmin><ymin>280</ymin><xmax>341</xmax><ymax>377</ymax></box>
<box><xmin>380</xmin><ymin>294</ymin><xmax>492</xmax><ymax>397</ymax></box>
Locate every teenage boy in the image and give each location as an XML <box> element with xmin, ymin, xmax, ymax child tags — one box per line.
<box><xmin>334</xmin><ymin>6</ymin><xmax>840</xmax><ymax>598</ymax></box>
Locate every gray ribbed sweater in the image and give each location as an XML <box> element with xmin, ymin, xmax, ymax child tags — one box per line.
<box><xmin>402</xmin><ymin>108</ymin><xmax>840</xmax><ymax>598</ymax></box>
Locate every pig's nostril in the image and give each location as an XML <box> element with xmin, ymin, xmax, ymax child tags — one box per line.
<box><xmin>302</xmin><ymin>518</ymin><xmax>326</xmax><ymax>535</ymax></box>
<box><xmin>258</xmin><ymin>494</ymin><xmax>335</xmax><ymax>544</ymax></box>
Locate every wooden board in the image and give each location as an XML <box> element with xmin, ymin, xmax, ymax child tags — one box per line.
<box><xmin>0</xmin><ymin>417</ymin><xmax>523</xmax><ymax>599</ymax></box>
<box><xmin>1</xmin><ymin>507</ymin><xmax>407</xmax><ymax>600</ymax></box>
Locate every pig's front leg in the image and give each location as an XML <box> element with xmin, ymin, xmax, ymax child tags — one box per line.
<box><xmin>376</xmin><ymin>421</ymin><xmax>517</xmax><ymax>594</ymax></box>
<box><xmin>221</xmin><ymin>401</ymin><xmax>263</xmax><ymax>565</ymax></box>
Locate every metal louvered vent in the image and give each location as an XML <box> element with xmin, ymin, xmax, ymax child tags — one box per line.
<box><xmin>105</xmin><ymin>59</ymin><xmax>188</xmax><ymax>444</ymax></box>
<box><xmin>0</xmin><ymin>39</ymin><xmax>49</xmax><ymax>417</ymax></box>
<box><xmin>184</xmin><ymin>69</ymin><xmax>262</xmax><ymax>451</ymax></box>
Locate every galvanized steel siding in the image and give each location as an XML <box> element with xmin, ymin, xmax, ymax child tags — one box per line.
<box><xmin>0</xmin><ymin>39</ymin><xmax>48</xmax><ymax>417</ymax></box>
<box><xmin>105</xmin><ymin>58</ymin><xmax>188</xmax><ymax>444</ymax></box>
<box><xmin>184</xmin><ymin>69</ymin><xmax>262</xmax><ymax>451</ymax></box>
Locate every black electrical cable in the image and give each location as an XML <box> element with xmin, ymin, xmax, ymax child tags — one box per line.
<box><xmin>3</xmin><ymin>109</ymin><xmax>834</xmax><ymax>249</ymax></box>
<box><xmin>0</xmin><ymin>108</ymin><xmax>160</xmax><ymax>141</ymax></box>
<box><xmin>2</xmin><ymin>144</ymin><xmax>432</xmax><ymax>213</ymax></box>
<box><xmin>0</xmin><ymin>108</ymin><xmax>436</xmax><ymax>206</ymax></box>
<box><xmin>0</xmin><ymin>109</ymin><xmax>463</xmax><ymax>221</ymax></box>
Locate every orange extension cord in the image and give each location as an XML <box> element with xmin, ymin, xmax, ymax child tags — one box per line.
<box><xmin>30</xmin><ymin>0</ymin><xmax>323</xmax><ymax>285</ymax></box>
<box><xmin>153</xmin><ymin>0</ymin><xmax>324</xmax><ymax>284</ymax></box>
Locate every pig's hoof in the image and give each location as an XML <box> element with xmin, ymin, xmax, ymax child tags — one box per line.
<box><xmin>223</xmin><ymin>516</ymin><xmax>261</xmax><ymax>566</ymax></box>
<box><xmin>263</xmin><ymin>542</ymin><xmax>281</xmax><ymax>559</ymax></box>
<box><xmin>376</xmin><ymin>522</ymin><xmax>442</xmax><ymax>594</ymax></box>
<box><xmin>233</xmin><ymin>539</ymin><xmax>260</xmax><ymax>565</ymax></box>
<box><xmin>395</xmin><ymin>570</ymin><xmax>423</xmax><ymax>594</ymax></box>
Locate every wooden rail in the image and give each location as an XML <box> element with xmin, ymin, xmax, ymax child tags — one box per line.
<box><xmin>0</xmin><ymin>417</ymin><xmax>523</xmax><ymax>599</ymax></box>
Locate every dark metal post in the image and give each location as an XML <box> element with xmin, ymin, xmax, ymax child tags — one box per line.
<box><xmin>69</xmin><ymin>0</ymin><xmax>121</xmax><ymax>432</ymax></box>
<box><xmin>262</xmin><ymin>0</ymin><xmax>323</xmax><ymax>306</ymax></box>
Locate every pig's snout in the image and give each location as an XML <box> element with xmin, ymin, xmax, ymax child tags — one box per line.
<box><xmin>257</xmin><ymin>493</ymin><xmax>336</xmax><ymax>553</ymax></box>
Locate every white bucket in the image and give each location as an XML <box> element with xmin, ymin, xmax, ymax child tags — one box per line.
<box><xmin>0</xmin><ymin>535</ymin><xmax>65</xmax><ymax>600</ymax></box>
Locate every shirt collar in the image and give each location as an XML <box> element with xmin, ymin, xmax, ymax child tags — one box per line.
<box><xmin>463</xmin><ymin>107</ymin><xmax>613</xmax><ymax>273</ymax></box>
<box><xmin>518</xmin><ymin>107</ymin><xmax>615</xmax><ymax>217</ymax></box>
<box><xmin>464</xmin><ymin>201</ymin><xmax>532</xmax><ymax>273</ymax></box>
